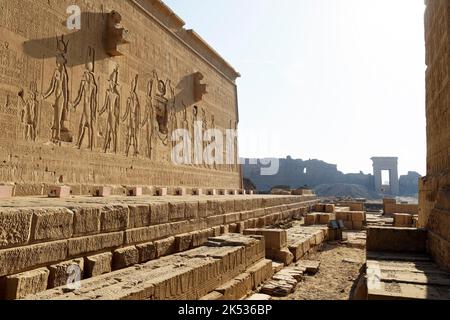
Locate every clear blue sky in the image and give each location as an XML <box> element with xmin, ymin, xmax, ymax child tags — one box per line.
<box><xmin>164</xmin><ymin>0</ymin><xmax>427</xmax><ymax>175</ymax></box>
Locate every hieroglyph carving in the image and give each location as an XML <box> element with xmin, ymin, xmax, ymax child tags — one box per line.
<box><xmin>72</xmin><ymin>48</ymin><xmax>98</xmax><ymax>150</ymax></box>
<box><xmin>43</xmin><ymin>36</ymin><xmax>71</xmax><ymax>143</ymax></box>
<box><xmin>122</xmin><ymin>74</ymin><xmax>141</xmax><ymax>157</ymax></box>
<box><xmin>99</xmin><ymin>65</ymin><xmax>121</xmax><ymax>153</ymax></box>
<box><xmin>141</xmin><ymin>78</ymin><xmax>156</xmax><ymax>159</ymax></box>
<box><xmin>18</xmin><ymin>82</ymin><xmax>39</xmax><ymax>142</ymax></box>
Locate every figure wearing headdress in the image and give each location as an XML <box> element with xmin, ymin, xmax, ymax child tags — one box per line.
<box><xmin>71</xmin><ymin>47</ymin><xmax>98</xmax><ymax>150</ymax></box>
<box><xmin>18</xmin><ymin>81</ymin><xmax>39</xmax><ymax>141</ymax></box>
<box><xmin>43</xmin><ymin>35</ymin><xmax>71</xmax><ymax>143</ymax></box>
<box><xmin>141</xmin><ymin>77</ymin><xmax>156</xmax><ymax>159</ymax></box>
<box><xmin>100</xmin><ymin>65</ymin><xmax>121</xmax><ymax>153</ymax></box>
<box><xmin>122</xmin><ymin>74</ymin><xmax>141</xmax><ymax>157</ymax></box>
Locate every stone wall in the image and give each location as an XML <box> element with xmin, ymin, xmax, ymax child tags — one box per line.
<box><xmin>420</xmin><ymin>0</ymin><xmax>450</xmax><ymax>271</ymax></box>
<box><xmin>0</xmin><ymin>0</ymin><xmax>242</xmax><ymax>194</ymax></box>
<box><xmin>0</xmin><ymin>195</ymin><xmax>317</xmax><ymax>299</ymax></box>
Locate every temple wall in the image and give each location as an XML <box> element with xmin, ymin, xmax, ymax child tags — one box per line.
<box><xmin>0</xmin><ymin>0</ymin><xmax>241</xmax><ymax>193</ymax></box>
<box><xmin>420</xmin><ymin>0</ymin><xmax>450</xmax><ymax>271</ymax></box>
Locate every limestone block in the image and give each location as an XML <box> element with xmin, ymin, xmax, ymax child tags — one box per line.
<box><xmin>128</xmin><ymin>204</ymin><xmax>151</xmax><ymax>229</ymax></box>
<box><xmin>33</xmin><ymin>208</ymin><xmax>74</xmax><ymax>242</ymax></box>
<box><xmin>314</xmin><ymin>204</ymin><xmax>325</xmax><ymax>212</ymax></box>
<box><xmin>3</xmin><ymin>268</ymin><xmax>49</xmax><ymax>300</ymax></box>
<box><xmin>136</xmin><ymin>242</ymin><xmax>157</xmax><ymax>263</ymax></box>
<box><xmin>192</xmin><ymin>230</ymin><xmax>210</xmax><ymax>247</ymax></box>
<box><xmin>0</xmin><ymin>185</ymin><xmax>13</xmax><ymax>199</ymax></box>
<box><xmin>72</xmin><ymin>206</ymin><xmax>101</xmax><ymax>236</ymax></box>
<box><xmin>207</xmin><ymin>215</ymin><xmax>224</xmax><ymax>227</ymax></box>
<box><xmin>48</xmin><ymin>258</ymin><xmax>84</xmax><ymax>289</ymax></box>
<box><xmin>48</xmin><ymin>186</ymin><xmax>71</xmax><ymax>198</ymax></box>
<box><xmin>197</xmin><ymin>201</ymin><xmax>208</xmax><ymax>218</ymax></box>
<box><xmin>113</xmin><ymin>247</ymin><xmax>139</xmax><ymax>270</ymax></box>
<box><xmin>247</xmin><ymin>259</ymin><xmax>273</xmax><ymax>290</ymax></box>
<box><xmin>93</xmin><ymin>186</ymin><xmax>112</xmax><ymax>197</ymax></box>
<box><xmin>155</xmin><ymin>237</ymin><xmax>176</xmax><ymax>258</ymax></box>
<box><xmin>168</xmin><ymin>202</ymin><xmax>186</xmax><ymax>222</ymax></box>
<box><xmin>336</xmin><ymin>212</ymin><xmax>349</xmax><ymax>221</ymax></box>
<box><xmin>393</xmin><ymin>213</ymin><xmax>413</xmax><ymax>227</ymax></box>
<box><xmin>155</xmin><ymin>187</ymin><xmax>168</xmax><ymax>196</ymax></box>
<box><xmin>67</xmin><ymin>232</ymin><xmax>123</xmax><ymax>257</ymax></box>
<box><xmin>150</xmin><ymin>203</ymin><xmax>169</xmax><ymax>225</ymax></box>
<box><xmin>100</xmin><ymin>205</ymin><xmax>129</xmax><ymax>232</ymax></box>
<box><xmin>199</xmin><ymin>291</ymin><xmax>224</xmax><ymax>300</ymax></box>
<box><xmin>126</xmin><ymin>187</ymin><xmax>142</xmax><ymax>197</ymax></box>
<box><xmin>84</xmin><ymin>252</ymin><xmax>112</xmax><ymax>278</ymax></box>
<box><xmin>266</xmin><ymin>248</ymin><xmax>294</xmax><ymax>266</ymax></box>
<box><xmin>0</xmin><ymin>209</ymin><xmax>33</xmax><ymax>249</ymax></box>
<box><xmin>224</xmin><ymin>212</ymin><xmax>240</xmax><ymax>224</ymax></box>
<box><xmin>0</xmin><ymin>241</ymin><xmax>67</xmax><ymax>277</ymax></box>
<box><xmin>220</xmin><ymin>225</ymin><xmax>229</xmax><ymax>234</ymax></box>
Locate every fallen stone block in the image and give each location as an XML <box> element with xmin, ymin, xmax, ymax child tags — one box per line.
<box><xmin>246</xmin><ymin>259</ymin><xmax>273</xmax><ymax>290</ymax></box>
<box><xmin>296</xmin><ymin>260</ymin><xmax>320</xmax><ymax>275</ymax></box>
<box><xmin>266</xmin><ymin>248</ymin><xmax>294</xmax><ymax>266</ymax></box>
<box><xmin>84</xmin><ymin>253</ymin><xmax>112</xmax><ymax>278</ymax></box>
<box><xmin>48</xmin><ymin>258</ymin><xmax>84</xmax><ymax>289</ymax></box>
<box><xmin>2</xmin><ymin>268</ymin><xmax>49</xmax><ymax>300</ymax></box>
<box><xmin>112</xmin><ymin>247</ymin><xmax>139</xmax><ymax>270</ymax></box>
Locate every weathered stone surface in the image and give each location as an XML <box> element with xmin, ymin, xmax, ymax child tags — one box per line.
<box><xmin>128</xmin><ymin>204</ymin><xmax>151</xmax><ymax>229</ymax></box>
<box><xmin>150</xmin><ymin>203</ymin><xmax>169</xmax><ymax>225</ymax></box>
<box><xmin>100</xmin><ymin>205</ymin><xmax>129</xmax><ymax>232</ymax></box>
<box><xmin>113</xmin><ymin>247</ymin><xmax>139</xmax><ymax>270</ymax></box>
<box><xmin>0</xmin><ymin>209</ymin><xmax>33</xmax><ymax>249</ymax></box>
<box><xmin>48</xmin><ymin>258</ymin><xmax>84</xmax><ymax>289</ymax></box>
<box><xmin>33</xmin><ymin>208</ymin><xmax>74</xmax><ymax>242</ymax></box>
<box><xmin>67</xmin><ymin>232</ymin><xmax>123</xmax><ymax>257</ymax></box>
<box><xmin>296</xmin><ymin>260</ymin><xmax>320</xmax><ymax>275</ymax></box>
<box><xmin>136</xmin><ymin>242</ymin><xmax>157</xmax><ymax>263</ymax></box>
<box><xmin>0</xmin><ymin>241</ymin><xmax>67</xmax><ymax>277</ymax></box>
<box><xmin>155</xmin><ymin>237</ymin><xmax>176</xmax><ymax>258</ymax></box>
<box><xmin>84</xmin><ymin>253</ymin><xmax>112</xmax><ymax>278</ymax></box>
<box><xmin>184</xmin><ymin>202</ymin><xmax>199</xmax><ymax>220</ymax></box>
<box><xmin>367</xmin><ymin>227</ymin><xmax>427</xmax><ymax>253</ymax></box>
<box><xmin>175</xmin><ymin>233</ymin><xmax>193</xmax><ymax>252</ymax></box>
<box><xmin>168</xmin><ymin>202</ymin><xmax>186</xmax><ymax>222</ymax></box>
<box><xmin>3</xmin><ymin>268</ymin><xmax>49</xmax><ymax>300</ymax></box>
<box><xmin>243</xmin><ymin>229</ymin><xmax>287</xmax><ymax>250</ymax></box>
<box><xmin>71</xmin><ymin>206</ymin><xmax>101</xmax><ymax>236</ymax></box>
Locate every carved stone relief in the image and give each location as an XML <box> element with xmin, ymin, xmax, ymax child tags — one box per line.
<box><xmin>122</xmin><ymin>74</ymin><xmax>141</xmax><ymax>157</ymax></box>
<box><xmin>42</xmin><ymin>35</ymin><xmax>72</xmax><ymax>144</ymax></box>
<box><xmin>71</xmin><ymin>48</ymin><xmax>98</xmax><ymax>150</ymax></box>
<box><xmin>103</xmin><ymin>10</ymin><xmax>130</xmax><ymax>57</ymax></box>
<box><xmin>18</xmin><ymin>81</ymin><xmax>39</xmax><ymax>142</ymax></box>
<box><xmin>141</xmin><ymin>77</ymin><xmax>155</xmax><ymax>159</ymax></box>
<box><xmin>99</xmin><ymin>65</ymin><xmax>121</xmax><ymax>153</ymax></box>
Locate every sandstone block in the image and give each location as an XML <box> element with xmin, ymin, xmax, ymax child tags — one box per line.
<box><xmin>318</xmin><ymin>213</ymin><xmax>331</xmax><ymax>225</ymax></box>
<box><xmin>128</xmin><ymin>204</ymin><xmax>151</xmax><ymax>229</ymax></box>
<box><xmin>200</xmin><ymin>291</ymin><xmax>224</xmax><ymax>300</ymax></box>
<box><xmin>48</xmin><ymin>186</ymin><xmax>71</xmax><ymax>198</ymax></box>
<box><xmin>3</xmin><ymin>268</ymin><xmax>49</xmax><ymax>300</ymax></box>
<box><xmin>174</xmin><ymin>187</ymin><xmax>187</xmax><ymax>196</ymax></box>
<box><xmin>0</xmin><ymin>208</ymin><xmax>33</xmax><ymax>249</ymax></box>
<box><xmin>207</xmin><ymin>215</ymin><xmax>224</xmax><ymax>227</ymax></box>
<box><xmin>352</xmin><ymin>221</ymin><xmax>363</xmax><ymax>230</ymax></box>
<box><xmin>48</xmin><ymin>258</ymin><xmax>84</xmax><ymax>289</ymax></box>
<box><xmin>206</xmin><ymin>189</ymin><xmax>217</xmax><ymax>196</ymax></box>
<box><xmin>305</xmin><ymin>213</ymin><xmax>317</xmax><ymax>226</ymax></box>
<box><xmin>266</xmin><ymin>248</ymin><xmax>294</xmax><ymax>266</ymax></box>
<box><xmin>185</xmin><ymin>201</ymin><xmax>199</xmax><ymax>220</ymax></box>
<box><xmin>192</xmin><ymin>188</ymin><xmax>203</xmax><ymax>196</ymax></box>
<box><xmin>351</xmin><ymin>211</ymin><xmax>366</xmax><ymax>222</ymax></box>
<box><xmin>84</xmin><ymin>252</ymin><xmax>112</xmax><ymax>278</ymax></box>
<box><xmin>125</xmin><ymin>225</ymin><xmax>161</xmax><ymax>245</ymax></box>
<box><xmin>33</xmin><ymin>208</ymin><xmax>74</xmax><ymax>242</ymax></box>
<box><xmin>366</xmin><ymin>227</ymin><xmax>427</xmax><ymax>253</ymax></box>
<box><xmin>344</xmin><ymin>221</ymin><xmax>353</xmax><ymax>230</ymax></box>
<box><xmin>0</xmin><ymin>241</ymin><xmax>67</xmax><ymax>277</ymax></box>
<box><xmin>155</xmin><ymin>237</ymin><xmax>176</xmax><ymax>258</ymax></box>
<box><xmin>113</xmin><ymin>247</ymin><xmax>139</xmax><ymax>270</ymax></box>
<box><xmin>336</xmin><ymin>212</ymin><xmax>349</xmax><ymax>221</ymax></box>
<box><xmin>324</xmin><ymin>204</ymin><xmax>335</xmax><ymax>213</ymax></box>
<box><xmin>393</xmin><ymin>213</ymin><xmax>413</xmax><ymax>227</ymax></box>
<box><xmin>67</xmin><ymin>232</ymin><xmax>123</xmax><ymax>257</ymax></box>
<box><xmin>247</xmin><ymin>259</ymin><xmax>273</xmax><ymax>290</ymax></box>
<box><xmin>0</xmin><ymin>185</ymin><xmax>13</xmax><ymax>199</ymax></box>
<box><xmin>168</xmin><ymin>202</ymin><xmax>186</xmax><ymax>222</ymax></box>
<box><xmin>71</xmin><ymin>206</ymin><xmax>101</xmax><ymax>236</ymax></box>
<box><xmin>100</xmin><ymin>205</ymin><xmax>129</xmax><ymax>232</ymax></box>
<box><xmin>126</xmin><ymin>187</ymin><xmax>142</xmax><ymax>197</ymax></box>
<box><xmin>314</xmin><ymin>204</ymin><xmax>325</xmax><ymax>212</ymax></box>
<box><xmin>150</xmin><ymin>203</ymin><xmax>169</xmax><ymax>225</ymax></box>
<box><xmin>243</xmin><ymin>229</ymin><xmax>287</xmax><ymax>250</ymax></box>
<box><xmin>192</xmin><ymin>230</ymin><xmax>210</xmax><ymax>247</ymax></box>
<box><xmin>136</xmin><ymin>242</ymin><xmax>157</xmax><ymax>263</ymax></box>
<box><xmin>224</xmin><ymin>212</ymin><xmax>240</xmax><ymax>224</ymax></box>
<box><xmin>93</xmin><ymin>186</ymin><xmax>111</xmax><ymax>197</ymax></box>
<box><xmin>155</xmin><ymin>187</ymin><xmax>168</xmax><ymax>196</ymax></box>
<box><xmin>175</xmin><ymin>233</ymin><xmax>193</xmax><ymax>252</ymax></box>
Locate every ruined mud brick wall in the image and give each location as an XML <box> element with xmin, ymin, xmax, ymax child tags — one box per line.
<box><xmin>0</xmin><ymin>0</ymin><xmax>241</xmax><ymax>195</ymax></box>
<box><xmin>0</xmin><ymin>195</ymin><xmax>316</xmax><ymax>299</ymax></box>
<box><xmin>420</xmin><ymin>0</ymin><xmax>450</xmax><ymax>271</ymax></box>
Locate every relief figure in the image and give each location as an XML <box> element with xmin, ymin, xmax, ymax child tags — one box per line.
<box><xmin>99</xmin><ymin>65</ymin><xmax>120</xmax><ymax>153</ymax></box>
<box><xmin>18</xmin><ymin>81</ymin><xmax>39</xmax><ymax>141</ymax></box>
<box><xmin>122</xmin><ymin>74</ymin><xmax>140</xmax><ymax>157</ymax></box>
